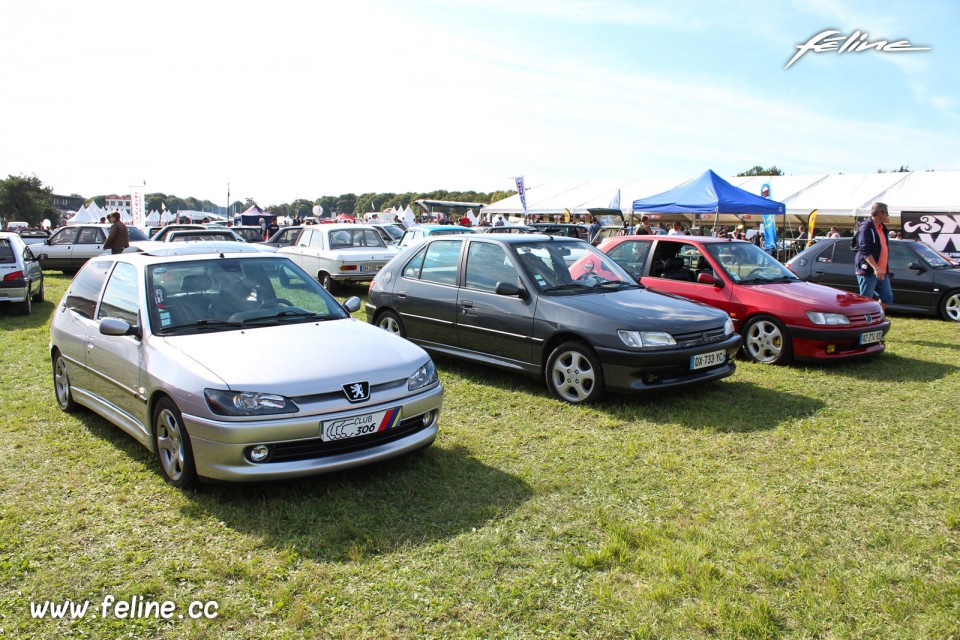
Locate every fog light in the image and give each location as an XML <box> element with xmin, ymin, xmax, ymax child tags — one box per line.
<box><xmin>421</xmin><ymin>411</ymin><xmax>435</xmax><ymax>427</ymax></box>
<box><xmin>249</xmin><ymin>445</ymin><xmax>270</xmax><ymax>462</ymax></box>
<box><xmin>826</xmin><ymin>345</ymin><xmax>836</xmax><ymax>354</ymax></box>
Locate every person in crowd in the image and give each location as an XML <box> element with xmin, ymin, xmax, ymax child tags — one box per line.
<box><xmin>636</xmin><ymin>215</ymin><xmax>653</xmax><ymax>235</ymax></box>
<box><xmin>459</xmin><ymin>214</ymin><xmax>471</xmax><ymax>227</ymax></box>
<box><xmin>827</xmin><ymin>227</ymin><xmax>841</xmax><ymax>238</ymax></box>
<box><xmin>495</xmin><ymin>215</ymin><xmax>505</xmax><ymax>227</ymax></box>
<box><xmin>102</xmin><ymin>211</ymin><xmax>129</xmax><ymax>254</ymax></box>
<box><xmin>855</xmin><ymin>202</ymin><xmax>893</xmax><ymax>310</ymax></box>
<box><xmin>796</xmin><ymin>225</ymin><xmax>808</xmax><ymax>240</ymax></box>
<box><xmin>588</xmin><ymin>216</ymin><xmax>602</xmax><ymax>243</ymax></box>
<box><xmin>668</xmin><ymin>221</ymin><xmax>684</xmax><ymax>235</ymax></box>
<box><xmin>259</xmin><ymin>217</ymin><xmax>267</xmax><ymax>240</ymax></box>
<box><xmin>99</xmin><ymin>216</ymin><xmax>107</xmax><ymax>224</ymax></box>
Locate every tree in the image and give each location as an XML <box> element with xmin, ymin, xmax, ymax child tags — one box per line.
<box><xmin>737</xmin><ymin>165</ymin><xmax>784</xmax><ymax>177</ymax></box>
<box><xmin>0</xmin><ymin>174</ymin><xmax>60</xmax><ymax>227</ymax></box>
<box><xmin>877</xmin><ymin>166</ymin><xmax>910</xmax><ymax>173</ymax></box>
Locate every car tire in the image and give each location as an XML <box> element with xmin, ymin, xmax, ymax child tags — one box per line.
<box><xmin>376</xmin><ymin>310</ymin><xmax>406</xmax><ymax>337</ymax></box>
<box><xmin>153</xmin><ymin>397</ymin><xmax>199</xmax><ymax>489</ymax></box>
<box><xmin>939</xmin><ymin>289</ymin><xmax>960</xmax><ymax>322</ymax></box>
<box><xmin>545</xmin><ymin>340</ymin><xmax>605</xmax><ymax>404</ymax></box>
<box><xmin>32</xmin><ymin>276</ymin><xmax>44</xmax><ymax>303</ymax></box>
<box><xmin>18</xmin><ymin>288</ymin><xmax>32</xmax><ymax>315</ymax></box>
<box><xmin>319</xmin><ymin>271</ymin><xmax>338</xmax><ymax>294</ymax></box>
<box><xmin>53</xmin><ymin>351</ymin><xmax>79</xmax><ymax>413</ymax></box>
<box><xmin>742</xmin><ymin>316</ymin><xmax>792</xmax><ymax>364</ymax></box>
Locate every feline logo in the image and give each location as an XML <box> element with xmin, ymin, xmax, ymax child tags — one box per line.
<box><xmin>786</xmin><ymin>30</ymin><xmax>930</xmax><ymax>69</ymax></box>
<box><xmin>343</xmin><ymin>381</ymin><xmax>370</xmax><ymax>403</ymax></box>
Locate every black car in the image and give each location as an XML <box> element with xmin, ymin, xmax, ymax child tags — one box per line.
<box><xmin>528</xmin><ymin>223</ymin><xmax>590</xmax><ymax>241</ymax></box>
<box><xmin>786</xmin><ymin>238</ymin><xmax>960</xmax><ymax>322</ymax></box>
<box><xmin>365</xmin><ymin>234</ymin><xmax>740</xmax><ymax>403</ymax></box>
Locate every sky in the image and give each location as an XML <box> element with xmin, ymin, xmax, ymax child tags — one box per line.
<box><xmin>2</xmin><ymin>0</ymin><xmax>957</xmax><ymax>207</ymax></box>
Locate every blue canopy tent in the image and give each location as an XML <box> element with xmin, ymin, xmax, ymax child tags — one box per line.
<box><xmin>632</xmin><ymin>169</ymin><xmax>787</xmax><ymax>253</ymax></box>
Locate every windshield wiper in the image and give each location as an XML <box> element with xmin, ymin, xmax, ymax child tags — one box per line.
<box><xmin>541</xmin><ymin>283</ymin><xmax>592</xmax><ymax>292</ymax></box>
<box><xmin>239</xmin><ymin>310</ymin><xmax>323</xmax><ymax>326</ymax></box>
<box><xmin>157</xmin><ymin>319</ymin><xmax>243</xmax><ymax>334</ymax></box>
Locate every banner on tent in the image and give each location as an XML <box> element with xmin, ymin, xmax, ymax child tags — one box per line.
<box><xmin>901</xmin><ymin>212</ymin><xmax>960</xmax><ymax>260</ymax></box>
<box><xmin>130</xmin><ymin>186</ymin><xmax>146</xmax><ymax>228</ymax></box>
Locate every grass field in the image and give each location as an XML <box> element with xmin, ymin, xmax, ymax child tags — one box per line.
<box><xmin>2</xmin><ymin>272</ymin><xmax>958</xmax><ymax>639</ymax></box>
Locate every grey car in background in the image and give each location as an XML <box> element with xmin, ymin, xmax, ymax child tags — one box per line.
<box><xmin>786</xmin><ymin>237</ymin><xmax>960</xmax><ymax>322</ymax></box>
<box><xmin>50</xmin><ymin>245</ymin><xmax>443</xmax><ymax>488</ymax></box>
<box><xmin>0</xmin><ymin>231</ymin><xmax>44</xmax><ymax>314</ymax></box>
<box><xmin>37</xmin><ymin>224</ymin><xmax>149</xmax><ymax>273</ymax></box>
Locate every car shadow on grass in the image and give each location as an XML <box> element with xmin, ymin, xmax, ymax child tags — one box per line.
<box><xmin>75</xmin><ymin>408</ymin><xmax>532</xmax><ymax>562</ymax></box>
<box><xmin>800</xmin><ymin>352</ymin><xmax>959</xmax><ymax>382</ymax></box>
<box><xmin>0</xmin><ymin>299</ymin><xmax>56</xmax><ymax>328</ymax></box>
<box><xmin>188</xmin><ymin>445</ymin><xmax>533</xmax><ymax>562</ymax></box>
<box><xmin>435</xmin><ymin>358</ymin><xmax>820</xmax><ymax>433</ymax></box>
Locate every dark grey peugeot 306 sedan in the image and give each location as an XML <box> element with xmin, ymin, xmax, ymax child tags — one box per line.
<box><xmin>366</xmin><ymin>234</ymin><xmax>741</xmax><ymax>404</ymax></box>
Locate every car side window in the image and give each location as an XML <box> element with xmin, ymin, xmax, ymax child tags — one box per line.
<box><xmin>887</xmin><ymin>243</ymin><xmax>914</xmax><ymax>271</ymax></box>
<box><xmin>465</xmin><ymin>242</ymin><xmax>517</xmax><ymax>292</ymax></box>
<box><xmin>65</xmin><ymin>260</ymin><xmax>113</xmax><ymax>319</ymax></box>
<box><xmin>828</xmin><ymin>242</ymin><xmax>856</xmax><ymax>264</ymax></box>
<box><xmin>50</xmin><ymin>228</ymin><xmax>79</xmax><ymax>245</ymax></box>
<box><xmin>0</xmin><ymin>239</ymin><xmax>14</xmax><ymax>264</ymax></box>
<box><xmin>77</xmin><ymin>227</ymin><xmax>103</xmax><ymax>244</ymax></box>
<box><xmin>97</xmin><ymin>262</ymin><xmax>140</xmax><ymax>327</ymax></box>
<box><xmin>402</xmin><ymin>245</ymin><xmax>428</xmax><ymax>279</ymax></box>
<box><xmin>606</xmin><ymin>241</ymin><xmax>651</xmax><ymax>276</ymax></box>
<box><xmin>415</xmin><ymin>240</ymin><xmax>462</xmax><ymax>285</ymax></box>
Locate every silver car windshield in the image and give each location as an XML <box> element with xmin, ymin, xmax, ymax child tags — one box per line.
<box><xmin>705</xmin><ymin>242</ymin><xmax>798</xmax><ymax>283</ymax></box>
<box><xmin>147</xmin><ymin>257</ymin><xmax>349</xmax><ymax>333</ymax></box>
<box><xmin>515</xmin><ymin>240</ymin><xmax>638</xmax><ymax>293</ymax></box>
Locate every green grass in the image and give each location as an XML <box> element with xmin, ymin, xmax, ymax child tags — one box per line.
<box><xmin>2</xmin><ymin>273</ymin><xmax>959</xmax><ymax>639</ymax></box>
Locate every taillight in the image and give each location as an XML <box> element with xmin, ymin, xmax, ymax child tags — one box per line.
<box><xmin>3</xmin><ymin>270</ymin><xmax>24</xmax><ymax>281</ymax></box>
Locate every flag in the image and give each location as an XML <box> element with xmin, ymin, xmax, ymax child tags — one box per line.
<box><xmin>564</xmin><ymin>208</ymin><xmax>572</xmax><ymax>223</ymax></box>
<box><xmin>806</xmin><ymin>209</ymin><xmax>818</xmax><ymax>247</ymax></box>
<box><xmin>609</xmin><ymin>188</ymin><xmax>621</xmax><ymax>210</ymax></box>
<box><xmin>514</xmin><ymin>176</ymin><xmax>528</xmax><ymax>212</ymax></box>
<box><xmin>130</xmin><ymin>185</ymin><xmax>146</xmax><ymax>228</ymax></box>
<box><xmin>762</xmin><ymin>214</ymin><xmax>778</xmax><ymax>251</ymax></box>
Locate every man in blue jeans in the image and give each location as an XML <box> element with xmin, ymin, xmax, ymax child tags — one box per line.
<box><xmin>855</xmin><ymin>202</ymin><xmax>893</xmax><ymax>310</ymax></box>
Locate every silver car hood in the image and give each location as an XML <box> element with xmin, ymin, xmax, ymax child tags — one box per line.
<box><xmin>159</xmin><ymin>318</ymin><xmax>428</xmax><ymax>395</ymax></box>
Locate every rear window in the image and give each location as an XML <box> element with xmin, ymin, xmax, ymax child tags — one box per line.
<box><xmin>0</xmin><ymin>239</ymin><xmax>15</xmax><ymax>264</ymax></box>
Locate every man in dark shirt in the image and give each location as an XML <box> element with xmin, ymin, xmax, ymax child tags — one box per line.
<box><xmin>103</xmin><ymin>212</ymin><xmax>130</xmax><ymax>254</ymax></box>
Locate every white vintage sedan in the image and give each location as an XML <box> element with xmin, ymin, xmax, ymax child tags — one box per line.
<box><xmin>277</xmin><ymin>224</ymin><xmax>397</xmax><ymax>292</ymax></box>
<box><xmin>49</xmin><ymin>244</ymin><xmax>443</xmax><ymax>488</ymax></box>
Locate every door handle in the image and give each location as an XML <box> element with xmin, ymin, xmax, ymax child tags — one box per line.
<box><xmin>460</xmin><ymin>300</ymin><xmax>474</xmax><ymax>308</ymax></box>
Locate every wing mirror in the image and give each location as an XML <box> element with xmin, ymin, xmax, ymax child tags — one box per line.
<box><xmin>908</xmin><ymin>261</ymin><xmax>926</xmax><ymax>273</ymax></box>
<box><xmin>495</xmin><ymin>281</ymin><xmax>525</xmax><ymax>298</ymax></box>
<box><xmin>342</xmin><ymin>296</ymin><xmax>362</xmax><ymax>313</ymax></box>
<box><xmin>697</xmin><ymin>272</ymin><xmax>723</xmax><ymax>288</ymax></box>
<box><xmin>99</xmin><ymin>317</ymin><xmax>141</xmax><ymax>339</ymax></box>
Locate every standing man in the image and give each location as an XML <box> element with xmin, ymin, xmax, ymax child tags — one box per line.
<box><xmin>103</xmin><ymin>211</ymin><xmax>129</xmax><ymax>254</ymax></box>
<box><xmin>855</xmin><ymin>202</ymin><xmax>893</xmax><ymax>310</ymax></box>
<box><xmin>588</xmin><ymin>216</ymin><xmax>602</xmax><ymax>243</ymax></box>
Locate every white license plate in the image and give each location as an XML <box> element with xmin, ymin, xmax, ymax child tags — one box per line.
<box><xmin>860</xmin><ymin>330</ymin><xmax>883</xmax><ymax>345</ymax></box>
<box><xmin>321</xmin><ymin>407</ymin><xmax>401</xmax><ymax>441</ymax></box>
<box><xmin>359</xmin><ymin>264</ymin><xmax>383</xmax><ymax>272</ymax></box>
<box><xmin>691</xmin><ymin>350</ymin><xmax>725</xmax><ymax>370</ymax></box>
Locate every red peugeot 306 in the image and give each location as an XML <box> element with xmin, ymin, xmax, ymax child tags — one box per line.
<box><xmin>596</xmin><ymin>235</ymin><xmax>890</xmax><ymax>364</ymax></box>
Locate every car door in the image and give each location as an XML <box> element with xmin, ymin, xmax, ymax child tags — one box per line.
<box><xmin>806</xmin><ymin>241</ymin><xmax>860</xmax><ymax>293</ymax></box>
<box><xmin>73</xmin><ymin>226</ymin><xmax>107</xmax><ymax>265</ymax></box>
<box><xmin>887</xmin><ymin>242</ymin><xmax>935</xmax><ymax>311</ymax></box>
<box><xmin>457</xmin><ymin>240</ymin><xmax>534</xmax><ymax>363</ymax></box>
<box><xmin>280</xmin><ymin>227</ymin><xmax>314</xmax><ymax>270</ymax></box>
<box><xmin>640</xmin><ymin>240</ymin><xmax>734</xmax><ymax>312</ymax></box>
<box><xmin>41</xmin><ymin>227</ymin><xmax>81</xmax><ymax>269</ymax></box>
<box><xmin>56</xmin><ymin>259</ymin><xmax>115</xmax><ymax>392</ymax></box>
<box><xmin>393</xmin><ymin>239</ymin><xmax>463</xmax><ymax>347</ymax></box>
<box><xmin>85</xmin><ymin>262</ymin><xmax>146</xmax><ymax>430</ymax></box>
<box><xmin>23</xmin><ymin>243</ymin><xmax>43</xmax><ymax>293</ymax></box>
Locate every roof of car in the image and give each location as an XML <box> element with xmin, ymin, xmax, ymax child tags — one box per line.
<box><xmin>405</xmin><ymin>224</ymin><xmax>474</xmax><ymax>232</ymax></box>
<box><xmin>128</xmin><ymin>242</ymin><xmax>273</xmax><ymax>257</ymax></box>
<box><xmin>608</xmin><ymin>235</ymin><xmax>744</xmax><ymax>244</ymax></box>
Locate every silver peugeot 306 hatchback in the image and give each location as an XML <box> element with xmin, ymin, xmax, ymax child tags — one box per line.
<box><xmin>50</xmin><ymin>244</ymin><xmax>443</xmax><ymax>488</ymax></box>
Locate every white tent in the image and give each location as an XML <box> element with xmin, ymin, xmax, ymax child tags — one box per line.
<box><xmin>67</xmin><ymin>205</ymin><xmax>98</xmax><ymax>224</ymax></box>
<box><xmin>778</xmin><ymin>173</ymin><xmax>912</xmax><ymax>226</ymax></box>
<box><xmin>145</xmin><ymin>210</ymin><xmax>161</xmax><ymax>225</ymax></box>
<box><xmin>160</xmin><ymin>211</ymin><xmax>176</xmax><ymax>223</ymax></box>
<box><xmin>863</xmin><ymin>171</ymin><xmax>960</xmax><ymax>214</ymax></box>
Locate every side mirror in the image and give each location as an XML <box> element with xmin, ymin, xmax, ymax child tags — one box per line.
<box><xmin>495</xmin><ymin>281</ymin><xmax>524</xmax><ymax>297</ymax></box>
<box><xmin>99</xmin><ymin>317</ymin><xmax>140</xmax><ymax>338</ymax></box>
<box><xmin>342</xmin><ymin>296</ymin><xmax>362</xmax><ymax>313</ymax></box>
<box><xmin>908</xmin><ymin>261</ymin><xmax>926</xmax><ymax>273</ymax></box>
<box><xmin>697</xmin><ymin>272</ymin><xmax>723</xmax><ymax>288</ymax></box>
<box><xmin>23</xmin><ymin>247</ymin><xmax>36</xmax><ymax>261</ymax></box>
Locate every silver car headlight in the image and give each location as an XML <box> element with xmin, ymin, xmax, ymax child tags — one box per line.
<box><xmin>204</xmin><ymin>389</ymin><xmax>299</xmax><ymax>416</ymax></box>
<box><xmin>724</xmin><ymin>317</ymin><xmax>735</xmax><ymax>336</ymax></box>
<box><xmin>617</xmin><ymin>330</ymin><xmax>677</xmax><ymax>350</ymax></box>
<box><xmin>806</xmin><ymin>311</ymin><xmax>851</xmax><ymax>326</ymax></box>
<box><xmin>408</xmin><ymin>360</ymin><xmax>439</xmax><ymax>391</ymax></box>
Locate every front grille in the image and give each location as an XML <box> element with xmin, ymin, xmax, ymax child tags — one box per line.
<box><xmin>250</xmin><ymin>414</ymin><xmax>430</xmax><ymax>464</ymax></box>
<box><xmin>847</xmin><ymin>313</ymin><xmax>881</xmax><ymax>326</ymax></box>
<box><xmin>672</xmin><ymin>326</ymin><xmax>728</xmax><ymax>348</ymax></box>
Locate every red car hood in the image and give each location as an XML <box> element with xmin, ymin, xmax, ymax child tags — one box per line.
<box><xmin>749</xmin><ymin>280</ymin><xmax>881</xmax><ymax>313</ymax></box>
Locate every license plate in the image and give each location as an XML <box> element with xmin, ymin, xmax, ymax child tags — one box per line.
<box><xmin>359</xmin><ymin>264</ymin><xmax>383</xmax><ymax>272</ymax></box>
<box><xmin>860</xmin><ymin>330</ymin><xmax>883</xmax><ymax>345</ymax></box>
<box><xmin>691</xmin><ymin>350</ymin><xmax>725</xmax><ymax>370</ymax></box>
<box><xmin>321</xmin><ymin>407</ymin><xmax>401</xmax><ymax>441</ymax></box>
